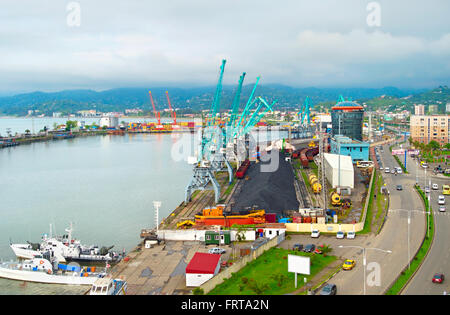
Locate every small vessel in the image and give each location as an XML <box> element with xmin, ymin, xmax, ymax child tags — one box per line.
<box><xmin>89</xmin><ymin>277</ymin><xmax>127</xmax><ymax>295</ymax></box>
<box><xmin>10</xmin><ymin>223</ymin><xmax>124</xmax><ymax>263</ymax></box>
<box><xmin>0</xmin><ymin>255</ymin><xmax>106</xmax><ymax>285</ymax></box>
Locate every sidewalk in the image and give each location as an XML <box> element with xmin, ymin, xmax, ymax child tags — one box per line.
<box><xmin>289</xmin><ymin>258</ymin><xmax>344</xmax><ymax>295</ymax></box>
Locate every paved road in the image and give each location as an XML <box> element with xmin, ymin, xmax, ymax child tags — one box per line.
<box><xmin>293</xmin><ymin>142</ymin><xmax>426</xmax><ymax>295</ymax></box>
<box><xmin>401</xmin><ymin>150</ymin><xmax>450</xmax><ymax>295</ymax></box>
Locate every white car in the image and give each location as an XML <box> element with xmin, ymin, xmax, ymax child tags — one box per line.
<box><xmin>438</xmin><ymin>195</ymin><xmax>445</xmax><ymax>205</ymax></box>
<box><xmin>385</xmin><ymin>167</ymin><xmax>390</xmax><ymax>173</ymax></box>
<box><xmin>208</xmin><ymin>247</ymin><xmax>226</xmax><ymax>254</ymax></box>
<box><xmin>346</xmin><ymin>231</ymin><xmax>356</xmax><ymax>239</ymax></box>
<box><xmin>311</xmin><ymin>230</ymin><xmax>320</xmax><ymax>238</ymax></box>
<box><xmin>439</xmin><ymin>206</ymin><xmax>446</xmax><ymax>212</ymax></box>
<box><xmin>336</xmin><ymin>231</ymin><xmax>344</xmax><ymax>239</ymax></box>
<box><xmin>396</xmin><ymin>167</ymin><xmax>403</xmax><ymax>174</ymax></box>
<box><xmin>380</xmin><ymin>166</ymin><xmax>384</xmax><ymax>171</ymax></box>
<box><xmin>432</xmin><ymin>183</ymin><xmax>439</xmax><ymax>190</ymax></box>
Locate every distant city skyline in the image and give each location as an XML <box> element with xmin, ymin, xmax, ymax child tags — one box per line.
<box><xmin>1</xmin><ymin>0</ymin><xmax>449</xmax><ymax>93</ymax></box>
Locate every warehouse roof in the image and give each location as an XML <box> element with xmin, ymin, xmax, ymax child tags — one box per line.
<box><xmin>186</xmin><ymin>252</ymin><xmax>221</xmax><ymax>274</ymax></box>
<box><xmin>324</xmin><ymin>153</ymin><xmax>354</xmax><ymax>171</ymax></box>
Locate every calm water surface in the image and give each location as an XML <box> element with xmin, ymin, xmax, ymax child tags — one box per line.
<box><xmin>0</xmin><ymin>118</ymin><xmax>285</xmax><ymax>294</ymax></box>
<box><xmin>0</xmin><ymin>132</ymin><xmax>194</xmax><ymax>294</ymax></box>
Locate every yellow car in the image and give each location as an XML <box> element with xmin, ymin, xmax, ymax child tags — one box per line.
<box><xmin>342</xmin><ymin>259</ymin><xmax>356</xmax><ymax>270</ymax></box>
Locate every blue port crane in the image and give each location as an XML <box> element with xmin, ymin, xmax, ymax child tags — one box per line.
<box><xmin>298</xmin><ymin>96</ymin><xmax>311</xmax><ymax>126</ymax></box>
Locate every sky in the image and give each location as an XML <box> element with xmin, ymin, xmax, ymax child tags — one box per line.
<box><xmin>1</xmin><ymin>0</ymin><xmax>449</xmax><ymax>94</ymax></box>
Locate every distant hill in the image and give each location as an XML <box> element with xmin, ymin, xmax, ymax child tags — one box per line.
<box><xmin>363</xmin><ymin>86</ymin><xmax>450</xmax><ymax>113</ymax></box>
<box><xmin>0</xmin><ymin>85</ymin><xmax>429</xmax><ymax>116</ymax></box>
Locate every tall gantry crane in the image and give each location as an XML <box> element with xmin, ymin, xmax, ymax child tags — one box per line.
<box><xmin>298</xmin><ymin>96</ymin><xmax>311</xmax><ymax>126</ymax></box>
<box><xmin>185</xmin><ymin>60</ymin><xmax>275</xmax><ymax>204</ymax></box>
<box><xmin>148</xmin><ymin>91</ymin><xmax>161</xmax><ymax>125</ymax></box>
<box><xmin>165</xmin><ymin>91</ymin><xmax>177</xmax><ymax>125</ymax></box>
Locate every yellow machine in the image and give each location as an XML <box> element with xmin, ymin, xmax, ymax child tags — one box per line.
<box><xmin>330</xmin><ymin>192</ymin><xmax>341</xmax><ymax>206</ymax></box>
<box><xmin>308</xmin><ymin>140</ymin><xmax>316</xmax><ymax>148</ymax></box>
<box><xmin>330</xmin><ymin>192</ymin><xmax>352</xmax><ymax>208</ymax></box>
<box><xmin>308</xmin><ymin>174</ymin><xmax>322</xmax><ymax>193</ymax></box>
<box><xmin>176</xmin><ymin>220</ymin><xmax>196</xmax><ymax>229</ymax></box>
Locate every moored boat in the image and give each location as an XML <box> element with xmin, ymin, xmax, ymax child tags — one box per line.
<box><xmin>0</xmin><ymin>257</ymin><xmax>106</xmax><ymax>285</ymax></box>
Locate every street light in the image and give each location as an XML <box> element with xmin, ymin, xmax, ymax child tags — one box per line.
<box><xmin>338</xmin><ymin>245</ymin><xmax>392</xmax><ymax>295</ymax></box>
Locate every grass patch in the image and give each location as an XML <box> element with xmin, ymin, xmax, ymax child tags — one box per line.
<box><xmin>207</xmin><ymin>247</ymin><xmax>337</xmax><ymax>295</ymax></box>
<box><xmin>385</xmin><ymin>185</ymin><xmax>434</xmax><ymax>295</ymax></box>
<box><xmin>359</xmin><ymin>170</ymin><xmax>377</xmax><ymax>233</ymax></box>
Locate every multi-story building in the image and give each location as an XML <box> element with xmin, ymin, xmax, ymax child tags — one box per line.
<box><xmin>415</xmin><ymin>104</ymin><xmax>425</xmax><ymax>115</ymax></box>
<box><xmin>410</xmin><ymin>115</ymin><xmax>450</xmax><ymax>145</ymax></box>
<box><xmin>446</xmin><ymin>103</ymin><xmax>450</xmax><ymax>113</ymax></box>
<box><xmin>429</xmin><ymin>105</ymin><xmax>438</xmax><ymax>114</ymax></box>
<box><xmin>331</xmin><ymin>101</ymin><xmax>364</xmax><ymax>141</ymax></box>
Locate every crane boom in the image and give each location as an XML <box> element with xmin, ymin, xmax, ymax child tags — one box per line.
<box><xmin>209</xmin><ymin>59</ymin><xmax>226</xmax><ymax>127</ymax></box>
<box><xmin>165</xmin><ymin>91</ymin><xmax>176</xmax><ymax>124</ymax></box>
<box><xmin>148</xmin><ymin>91</ymin><xmax>161</xmax><ymax>125</ymax></box>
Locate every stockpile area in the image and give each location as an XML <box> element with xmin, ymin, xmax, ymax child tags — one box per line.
<box><xmin>232</xmin><ymin>150</ymin><xmax>299</xmax><ymax>215</ymax></box>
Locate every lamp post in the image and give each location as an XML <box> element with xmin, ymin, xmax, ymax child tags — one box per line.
<box><xmin>338</xmin><ymin>245</ymin><xmax>392</xmax><ymax>295</ymax></box>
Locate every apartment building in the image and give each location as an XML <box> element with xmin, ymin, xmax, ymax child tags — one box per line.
<box><xmin>414</xmin><ymin>104</ymin><xmax>425</xmax><ymax>115</ymax></box>
<box><xmin>410</xmin><ymin>115</ymin><xmax>450</xmax><ymax>145</ymax></box>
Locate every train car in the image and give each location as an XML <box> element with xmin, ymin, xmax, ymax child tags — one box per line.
<box><xmin>300</xmin><ymin>148</ymin><xmax>309</xmax><ymax>167</ymax></box>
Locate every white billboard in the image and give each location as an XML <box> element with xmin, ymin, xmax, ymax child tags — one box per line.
<box><xmin>288</xmin><ymin>255</ymin><xmax>310</xmax><ymax>275</ymax></box>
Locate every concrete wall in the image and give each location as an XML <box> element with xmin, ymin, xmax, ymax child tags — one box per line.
<box><xmin>199</xmin><ymin>233</ymin><xmax>285</xmax><ymax>294</ymax></box>
<box><xmin>158</xmin><ymin>229</ymin><xmax>257</xmax><ymax>242</ymax></box>
<box><xmin>285</xmin><ymin>222</ymin><xmax>363</xmax><ymax>233</ymax></box>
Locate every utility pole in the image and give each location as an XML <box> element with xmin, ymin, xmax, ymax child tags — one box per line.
<box><xmin>318</xmin><ymin>120</ymin><xmax>327</xmax><ymax>209</ymax></box>
<box><xmin>153</xmin><ymin>201</ymin><xmax>161</xmax><ymax>233</ymax></box>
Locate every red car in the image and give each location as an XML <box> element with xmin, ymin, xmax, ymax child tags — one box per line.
<box><xmin>432</xmin><ymin>273</ymin><xmax>445</xmax><ymax>284</ymax></box>
<box><xmin>314</xmin><ymin>245</ymin><xmax>324</xmax><ymax>254</ymax></box>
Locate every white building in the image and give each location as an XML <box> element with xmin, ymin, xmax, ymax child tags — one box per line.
<box><xmin>99</xmin><ymin>116</ymin><xmax>119</xmax><ymax>128</ymax></box>
<box><xmin>324</xmin><ymin>153</ymin><xmax>354</xmax><ymax>189</ymax></box>
<box><xmin>185</xmin><ymin>252</ymin><xmax>221</xmax><ymax>287</ymax></box>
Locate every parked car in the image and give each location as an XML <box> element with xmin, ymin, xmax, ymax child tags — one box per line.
<box><xmin>319</xmin><ymin>283</ymin><xmax>337</xmax><ymax>295</ymax></box>
<box><xmin>439</xmin><ymin>206</ymin><xmax>446</xmax><ymax>212</ymax></box>
<box><xmin>342</xmin><ymin>259</ymin><xmax>356</xmax><ymax>271</ymax></box>
<box><xmin>432</xmin><ymin>183</ymin><xmax>439</xmax><ymax>190</ymax></box>
<box><xmin>385</xmin><ymin>167</ymin><xmax>390</xmax><ymax>173</ymax></box>
<box><xmin>425</xmin><ymin>186</ymin><xmax>430</xmax><ymax>193</ymax></box>
<box><xmin>304</xmin><ymin>244</ymin><xmax>316</xmax><ymax>253</ymax></box>
<box><xmin>311</xmin><ymin>230</ymin><xmax>320</xmax><ymax>238</ymax></box>
<box><xmin>293</xmin><ymin>243</ymin><xmax>303</xmax><ymax>251</ymax></box>
<box><xmin>421</xmin><ymin>163</ymin><xmax>428</xmax><ymax>169</ymax></box>
<box><xmin>432</xmin><ymin>273</ymin><xmax>445</xmax><ymax>284</ymax></box>
<box><xmin>208</xmin><ymin>247</ymin><xmax>226</xmax><ymax>254</ymax></box>
<box><xmin>336</xmin><ymin>231</ymin><xmax>344</xmax><ymax>239</ymax></box>
<box><xmin>396</xmin><ymin>185</ymin><xmax>403</xmax><ymax>191</ymax></box>
<box><xmin>346</xmin><ymin>231</ymin><xmax>356</xmax><ymax>239</ymax></box>
<box><xmin>391</xmin><ymin>169</ymin><xmax>396</xmax><ymax>174</ymax></box>
<box><xmin>396</xmin><ymin>167</ymin><xmax>402</xmax><ymax>174</ymax></box>
<box><xmin>438</xmin><ymin>195</ymin><xmax>445</xmax><ymax>205</ymax></box>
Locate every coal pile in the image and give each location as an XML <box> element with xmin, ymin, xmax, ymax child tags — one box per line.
<box><xmin>231</xmin><ymin>150</ymin><xmax>299</xmax><ymax>215</ymax></box>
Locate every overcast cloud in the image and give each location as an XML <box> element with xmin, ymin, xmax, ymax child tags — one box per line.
<box><xmin>0</xmin><ymin>0</ymin><xmax>449</xmax><ymax>93</ymax></box>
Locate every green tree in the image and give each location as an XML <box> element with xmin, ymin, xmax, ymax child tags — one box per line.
<box><xmin>65</xmin><ymin>120</ymin><xmax>78</xmax><ymax>131</ymax></box>
<box><xmin>444</xmin><ymin>143</ymin><xmax>450</xmax><ymax>150</ymax></box>
<box><xmin>428</xmin><ymin>140</ymin><xmax>441</xmax><ymax>151</ymax></box>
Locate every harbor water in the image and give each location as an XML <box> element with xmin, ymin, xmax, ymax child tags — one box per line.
<box><xmin>0</xmin><ymin>117</ymin><xmax>287</xmax><ymax>294</ymax></box>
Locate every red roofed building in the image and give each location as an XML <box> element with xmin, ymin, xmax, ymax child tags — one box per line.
<box><xmin>185</xmin><ymin>252</ymin><xmax>221</xmax><ymax>287</ymax></box>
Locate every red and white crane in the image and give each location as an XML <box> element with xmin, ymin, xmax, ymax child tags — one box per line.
<box><xmin>148</xmin><ymin>91</ymin><xmax>161</xmax><ymax>126</ymax></box>
<box><xmin>165</xmin><ymin>91</ymin><xmax>177</xmax><ymax>125</ymax></box>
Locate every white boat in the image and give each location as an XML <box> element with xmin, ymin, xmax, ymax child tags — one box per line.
<box><xmin>10</xmin><ymin>223</ymin><xmax>123</xmax><ymax>263</ymax></box>
<box><xmin>89</xmin><ymin>277</ymin><xmax>128</xmax><ymax>295</ymax></box>
<box><xmin>0</xmin><ymin>257</ymin><xmax>106</xmax><ymax>285</ymax></box>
